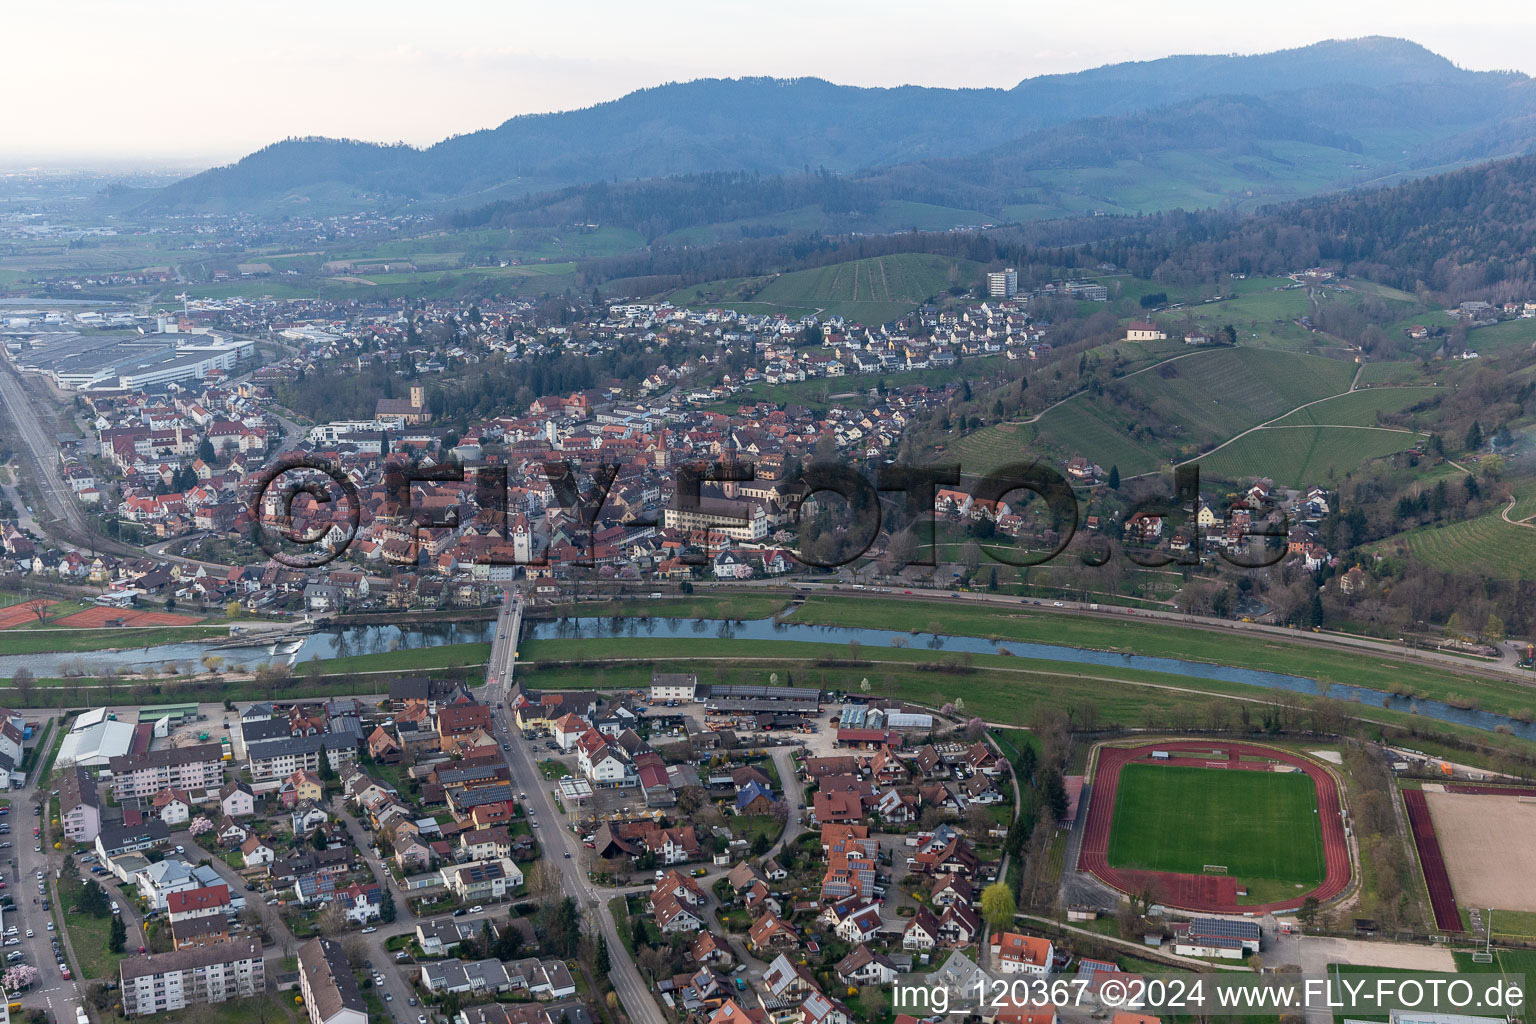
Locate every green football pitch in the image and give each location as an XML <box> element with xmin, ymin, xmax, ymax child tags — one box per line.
<box><xmin>1106</xmin><ymin>763</ymin><xmax>1326</xmax><ymax>886</ymax></box>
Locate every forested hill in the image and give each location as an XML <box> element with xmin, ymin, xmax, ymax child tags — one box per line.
<box><xmin>1080</xmin><ymin>154</ymin><xmax>1536</xmax><ymax>298</ymax></box>
<box><xmin>543</xmin><ymin>152</ymin><xmax>1536</xmax><ymax>311</ymax></box>
<box><xmin>146</xmin><ymin>37</ymin><xmax>1518</xmax><ymax>211</ymax></box>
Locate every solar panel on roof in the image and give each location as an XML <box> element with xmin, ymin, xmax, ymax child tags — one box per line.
<box><xmin>1190</xmin><ymin>917</ymin><xmax>1260</xmax><ymax>939</ymax></box>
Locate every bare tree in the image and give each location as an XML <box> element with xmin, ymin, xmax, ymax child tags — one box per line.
<box><xmin>9</xmin><ymin>668</ymin><xmax>35</xmax><ymax>707</ymax></box>
<box><xmin>316</xmin><ymin>902</ymin><xmax>346</xmax><ymax>936</ymax></box>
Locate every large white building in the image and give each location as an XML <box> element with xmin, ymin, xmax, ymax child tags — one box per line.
<box><xmin>55</xmin><ymin>708</ymin><xmax>137</xmax><ymax>769</ymax></box>
<box><xmin>662</xmin><ymin>497</ymin><xmax>769</xmax><ymax>541</ymax></box>
<box><xmin>988</xmin><ymin>268</ymin><xmax>1018</xmax><ymax>299</ymax></box>
<box><xmin>118</xmin><ymin>938</ymin><xmax>264</xmax><ymax>1016</ymax></box>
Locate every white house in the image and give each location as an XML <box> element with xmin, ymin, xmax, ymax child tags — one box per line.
<box><xmin>990</xmin><ymin>932</ymin><xmax>1053</xmax><ymax>975</ymax></box>
<box><xmin>152</xmin><ymin>788</ymin><xmax>193</xmax><ymax>825</ymax></box>
<box><xmin>241</xmin><ymin>835</ymin><xmax>275</xmax><ymax>868</ymax></box>
<box><xmin>833</xmin><ymin>902</ymin><xmax>885</xmax><ymax>944</ymax></box>
<box><xmin>219</xmin><ymin>780</ymin><xmax>255</xmax><ymax>818</ymax></box>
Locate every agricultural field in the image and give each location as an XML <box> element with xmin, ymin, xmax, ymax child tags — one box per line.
<box><xmin>1116</xmin><ymin>348</ymin><xmax>1356</xmax><ymax>441</ymax></box>
<box><xmin>674</xmin><ymin>253</ymin><xmax>982</xmax><ymax>325</ymax></box>
<box><xmin>1194</xmin><ymin>424</ymin><xmax>1424</xmax><ymax>487</ymax></box>
<box><xmin>944</xmin><ymin>422</ymin><xmax>1042</xmax><ymax>473</ymax></box>
<box><xmin>1269</xmin><ymin>385</ymin><xmax>1443</xmax><ymax>427</ymax></box>
<box><xmin>1106</xmin><ymin>763</ymin><xmax>1326</xmax><ymax>885</ymax></box>
<box><xmin>660</xmin><ymin>200</ymin><xmax>986</xmax><ymax>246</ymax></box>
<box><xmin>1195</xmin><ymin>283</ymin><xmax>1315</xmax><ymax>324</ymax></box>
<box><xmin>1379</xmin><ymin>512</ymin><xmax>1536</xmax><ymax>581</ymax></box>
<box><xmin>1358</xmin><ymin>360</ymin><xmax>1436</xmax><ymax>385</ymax></box>
<box><xmin>1032</xmin><ymin>400</ymin><xmax>1166</xmax><ymax>476</ymax></box>
<box><xmin>1002</xmin><ymin>347</ymin><xmax>1358</xmax><ymax>475</ymax></box>
<box><xmin>1467</xmin><ymin>317</ymin><xmax>1536</xmax><ymax>358</ymax></box>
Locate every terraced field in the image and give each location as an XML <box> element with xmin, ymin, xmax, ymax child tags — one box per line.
<box><xmin>1269</xmin><ymin>386</ymin><xmax>1442</xmax><ymax>427</ymax></box>
<box><xmin>946</xmin><ymin>422</ymin><xmax>1041</xmax><ymax>472</ymax></box>
<box><xmin>1033</xmin><ymin>400</ymin><xmax>1167</xmax><ymax>476</ymax></box>
<box><xmin>1125</xmin><ymin>349</ymin><xmax>1356</xmax><ymax>438</ymax></box>
<box><xmin>1380</xmin><ymin>513</ymin><xmax>1536</xmax><ymax>580</ymax></box>
<box><xmin>750</xmin><ymin>253</ymin><xmax>982</xmax><ymax>323</ymax></box>
<box><xmin>1505</xmin><ymin>478</ymin><xmax>1536</xmax><ymax>522</ymax></box>
<box><xmin>1018</xmin><ymin>348</ymin><xmax>1354</xmax><ymax>471</ymax></box>
<box><xmin>1194</xmin><ymin>425</ymin><xmax>1424</xmax><ymax>487</ymax></box>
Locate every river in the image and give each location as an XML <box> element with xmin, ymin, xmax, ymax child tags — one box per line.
<box><xmin>0</xmin><ymin>619</ymin><xmax>495</xmax><ymax>677</ymax></box>
<box><xmin>524</xmin><ymin>614</ymin><xmax>1536</xmax><ymax>741</ymax></box>
<box><xmin>5</xmin><ymin>610</ymin><xmax>1531</xmax><ymax>742</ymax></box>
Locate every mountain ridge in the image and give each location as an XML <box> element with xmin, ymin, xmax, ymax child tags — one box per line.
<box><xmin>146</xmin><ymin>36</ymin><xmax>1517</xmax><ymax>212</ymax></box>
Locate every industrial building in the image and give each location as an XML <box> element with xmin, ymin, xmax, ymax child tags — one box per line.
<box><xmin>7</xmin><ymin>328</ymin><xmax>254</xmax><ymax>390</ymax></box>
<box><xmin>54</xmin><ymin>707</ymin><xmax>138</xmax><ymax>769</ymax></box>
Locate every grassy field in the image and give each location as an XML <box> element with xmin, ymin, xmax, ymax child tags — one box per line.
<box><xmin>1033</xmin><ymin>400</ymin><xmax>1166</xmax><ymax>476</ymax></box>
<box><xmin>673</xmin><ymin>253</ymin><xmax>981</xmax><ymax>325</ymax></box>
<box><xmin>92</xmin><ymin>993</ymin><xmax>306</xmax><ymax>1024</ymax></box>
<box><xmin>1269</xmin><ymin>386</ymin><xmax>1443</xmax><ymax>427</ymax></box>
<box><xmin>56</xmin><ymin>869</ymin><xmax>128</xmax><ymax>979</ymax></box>
<box><xmin>1468</xmin><ymin>317</ymin><xmax>1536</xmax><ymax>357</ymax></box>
<box><xmin>1454</xmin><ymin>947</ymin><xmax>1536</xmax><ymax>975</ymax></box>
<box><xmin>1106</xmin><ymin>763</ymin><xmax>1326</xmax><ymax>887</ymax></box>
<box><xmin>295</xmin><ymin>641</ymin><xmax>492</xmax><ymax>676</ymax></box>
<box><xmin>536</xmin><ymin>594</ymin><xmax>789</xmax><ymax>620</ymax></box>
<box><xmin>788</xmin><ymin>595</ymin><xmax>1536</xmax><ymax>720</ymax></box>
<box><xmin>1194</xmin><ymin>425</ymin><xmax>1424</xmax><ymax>487</ymax></box>
<box><xmin>1377</xmin><ymin>513</ymin><xmax>1536</xmax><ymax>581</ymax></box>
<box><xmin>516</xmin><ymin>632</ymin><xmax>1536</xmax><ymax>764</ymax></box>
<box><xmin>1358</xmin><ymin>361</ymin><xmax>1434</xmax><ymax>385</ymax></box>
<box><xmin>0</xmin><ymin>625</ymin><xmax>223</xmax><ymax>656</ymax></box>
<box><xmin>1007</xmin><ymin>348</ymin><xmax>1359</xmax><ymax>475</ymax></box>
<box><xmin>1460</xmin><ymin>908</ymin><xmax>1536</xmax><ymax>943</ymax></box>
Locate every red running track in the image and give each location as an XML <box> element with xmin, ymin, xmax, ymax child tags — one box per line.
<box><xmin>1077</xmin><ymin>741</ymin><xmax>1351</xmax><ymax>915</ymax></box>
<box><xmin>1402</xmin><ymin>789</ymin><xmax>1463</xmax><ymax>932</ymax></box>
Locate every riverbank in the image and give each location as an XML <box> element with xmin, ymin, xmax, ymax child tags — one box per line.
<box><xmin>0</xmin><ymin>625</ymin><xmax>227</xmax><ymax>656</ymax></box>
<box><xmin>789</xmin><ymin>595</ymin><xmax>1536</xmax><ymax>720</ymax></box>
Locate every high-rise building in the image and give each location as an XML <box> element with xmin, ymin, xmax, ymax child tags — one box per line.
<box><xmin>988</xmin><ymin>268</ymin><xmax>1018</xmax><ymax>299</ymax></box>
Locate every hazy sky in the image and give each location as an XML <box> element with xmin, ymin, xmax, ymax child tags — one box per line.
<box><xmin>10</xmin><ymin>0</ymin><xmax>1536</xmax><ymax>166</ymax></box>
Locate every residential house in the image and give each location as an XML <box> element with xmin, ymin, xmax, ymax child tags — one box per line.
<box><xmin>836</xmin><ymin>946</ymin><xmax>899</xmax><ymax>986</ymax></box>
<box><xmin>442</xmin><ymin>857</ymin><xmax>523</xmax><ymax>902</ymax></box>
<box><xmin>298</xmin><ymin>937</ymin><xmax>368</xmax><ymax>1024</ymax></box>
<box><xmin>989</xmin><ymin>932</ymin><xmax>1054</xmax><ymax>975</ymax></box>
<box><xmin>59</xmin><ymin>764</ymin><xmax>103</xmax><ymax>842</ymax></box>
<box><xmin>219</xmin><ymin>780</ymin><xmax>256</xmax><ymax>818</ymax></box>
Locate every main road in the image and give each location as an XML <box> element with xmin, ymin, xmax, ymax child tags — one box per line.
<box><xmin>481</xmin><ymin>593</ymin><xmax>665</xmax><ymax>1024</ymax></box>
